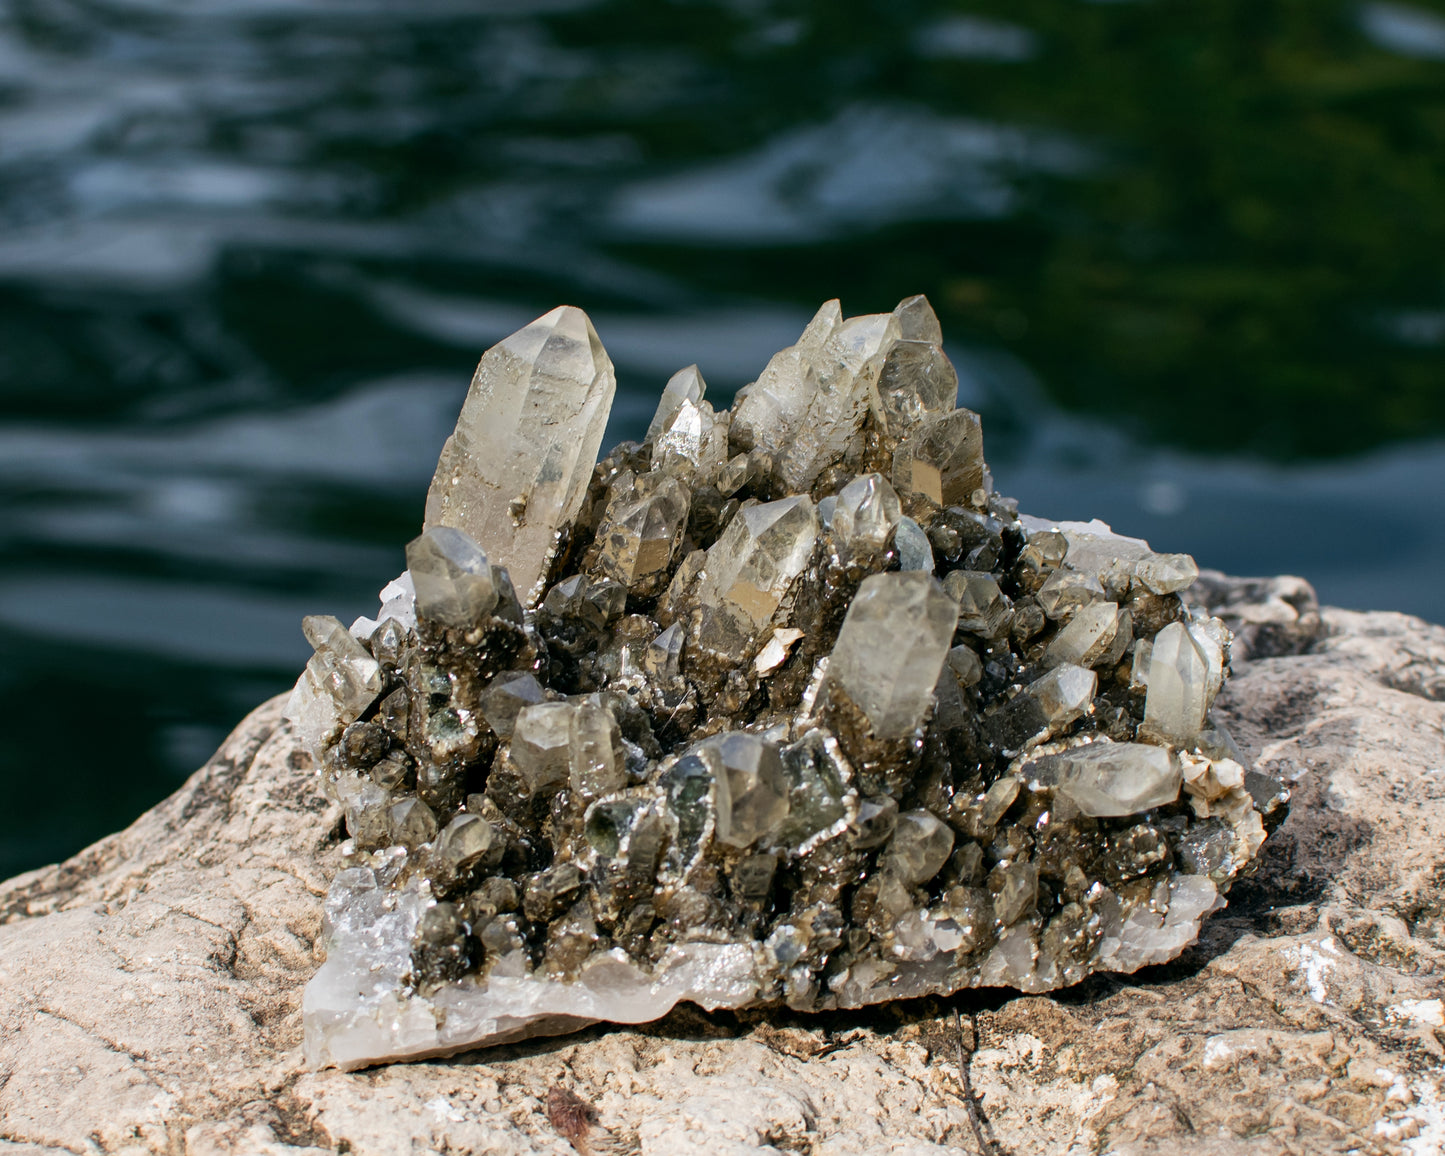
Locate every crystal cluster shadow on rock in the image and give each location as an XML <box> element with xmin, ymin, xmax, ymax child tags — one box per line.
<box><xmin>289</xmin><ymin>299</ymin><xmax>1288</xmax><ymax>1071</ymax></box>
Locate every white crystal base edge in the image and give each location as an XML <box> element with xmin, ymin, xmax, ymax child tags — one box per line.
<box><xmin>302</xmin><ymin>866</ymin><xmax>1222</xmax><ymax>1071</ymax></box>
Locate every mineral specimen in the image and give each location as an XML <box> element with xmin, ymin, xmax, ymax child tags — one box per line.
<box><xmin>295</xmin><ymin>297</ymin><xmax>1287</xmax><ymax>1071</ymax></box>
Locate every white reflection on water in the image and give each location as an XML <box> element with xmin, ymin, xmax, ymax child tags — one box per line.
<box><xmin>0</xmin><ymin>374</ymin><xmax>462</xmax><ymax>487</ymax></box>
<box><xmin>610</xmin><ymin>103</ymin><xmax>1094</xmax><ymax>244</ymax></box>
<box><xmin>0</xmin><ymin>574</ymin><xmax>323</xmax><ymax>667</ymax></box>
<box><xmin>1361</xmin><ymin>2</ymin><xmax>1445</xmax><ymax>60</ymax></box>
<box><xmin>913</xmin><ymin>16</ymin><xmax>1039</xmax><ymax>62</ymax></box>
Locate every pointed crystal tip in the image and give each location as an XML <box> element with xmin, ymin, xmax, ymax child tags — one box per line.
<box><xmin>424</xmin><ymin>305</ymin><xmax>617</xmax><ymax>605</ymax></box>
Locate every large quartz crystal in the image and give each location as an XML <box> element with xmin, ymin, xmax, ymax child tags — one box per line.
<box><xmin>293</xmin><ymin>298</ymin><xmax>1287</xmax><ymax>1071</ymax></box>
<box><xmin>424</xmin><ymin>305</ymin><xmax>617</xmax><ymax>605</ymax></box>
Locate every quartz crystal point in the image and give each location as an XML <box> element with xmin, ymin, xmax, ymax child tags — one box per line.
<box><xmin>424</xmin><ymin>306</ymin><xmax>617</xmax><ymax>605</ymax></box>
<box><xmin>594</xmin><ymin>471</ymin><xmax>690</xmax><ymax>593</ymax></box>
<box><xmin>894</xmin><ymin>516</ymin><xmax>934</xmax><ymax>571</ymax></box>
<box><xmin>405</xmin><ymin>527</ymin><xmax>498</xmax><ymax>630</ymax></box>
<box><xmin>892</xmin><ymin>293</ymin><xmax>944</xmax><ymax>343</ymax></box>
<box><xmin>773</xmin><ymin>311</ymin><xmax>898</xmax><ymax>491</ymax></box>
<box><xmin>729</xmin><ymin>300</ymin><xmax>841</xmax><ymax>465</ymax></box>
<box><xmin>652</xmin><ymin>398</ymin><xmax>729</xmax><ymax>484</ymax></box>
<box><xmin>1019</xmin><ymin>516</ymin><xmax>1200</xmax><ymax>597</ymax></box>
<box><xmin>732</xmin><ymin>298</ymin><xmax>952</xmax><ymax>492</ymax></box>
<box><xmin>1042</xmin><ymin>601</ymin><xmax>1121</xmax><ymax>669</ymax></box>
<box><xmin>1027</xmin><ymin>742</ymin><xmax>1182</xmax><ymax>817</ymax></box>
<box><xmin>871</xmin><ymin>340</ymin><xmax>957</xmax><ymax>438</ymax></box>
<box><xmin>699</xmin><ymin>732</ymin><xmax>790</xmax><ymax>848</ymax></box>
<box><xmin>945</xmin><ymin>570</ymin><xmax>1011</xmax><ymax>639</ymax></box>
<box><xmin>892</xmin><ymin>408</ymin><xmax>986</xmax><ymax>508</ymax></box>
<box><xmin>882</xmin><ymin>810</ymin><xmax>954</xmax><ymax>885</ymax></box>
<box><xmin>645</xmin><ymin>621</ymin><xmax>684</xmax><ymax>681</ymax></box>
<box><xmin>479</xmin><ymin>672</ymin><xmax>545</xmax><ymax>740</ymax></box>
<box><xmin>1141</xmin><ymin>620</ymin><xmax>1215</xmax><ymax>745</ymax></box>
<box><xmin>510</xmin><ymin>702</ymin><xmax>576</xmax><ymax>794</ymax></box>
<box><xmin>568</xmin><ymin>700</ymin><xmax>627</xmax><ymax>801</ymax></box>
<box><xmin>646</xmin><ymin>364</ymin><xmax>706</xmax><ymax>442</ymax></box>
<box><xmin>286</xmin><ymin>615</ymin><xmax>384</xmax><ymax>758</ymax></box>
<box><xmin>300</xmin><ymin>294</ymin><xmax>1284</xmax><ymax>1071</ymax></box>
<box><xmin>692</xmin><ymin>495</ymin><xmax>818</xmax><ymax>660</ymax></box>
<box><xmin>831</xmin><ymin>472</ymin><xmax>901</xmax><ymax>555</ymax></box>
<box><xmin>983</xmin><ymin>663</ymin><xmax>1097</xmax><ymax>755</ymax></box>
<box><xmin>823</xmin><ymin>571</ymin><xmax>958</xmax><ymax>743</ymax></box>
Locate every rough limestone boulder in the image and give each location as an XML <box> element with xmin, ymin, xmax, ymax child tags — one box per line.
<box><xmin>2</xmin><ymin>576</ymin><xmax>1443</xmax><ymax>1156</ymax></box>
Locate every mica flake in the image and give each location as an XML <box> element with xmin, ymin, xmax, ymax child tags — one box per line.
<box><xmin>292</xmin><ymin>297</ymin><xmax>1287</xmax><ymax>1070</ymax></box>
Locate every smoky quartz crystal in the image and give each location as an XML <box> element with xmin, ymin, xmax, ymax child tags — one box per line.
<box><xmin>292</xmin><ymin>296</ymin><xmax>1286</xmax><ymax>1070</ymax></box>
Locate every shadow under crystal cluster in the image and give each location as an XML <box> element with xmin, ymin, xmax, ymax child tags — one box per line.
<box><xmin>292</xmin><ymin>299</ymin><xmax>1288</xmax><ymax>1071</ymax></box>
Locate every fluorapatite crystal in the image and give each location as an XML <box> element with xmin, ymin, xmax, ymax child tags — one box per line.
<box><xmin>294</xmin><ymin>297</ymin><xmax>1285</xmax><ymax>1072</ymax></box>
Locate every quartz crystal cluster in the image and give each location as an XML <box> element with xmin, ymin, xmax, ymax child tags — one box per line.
<box><xmin>292</xmin><ymin>299</ymin><xmax>1287</xmax><ymax>1071</ymax></box>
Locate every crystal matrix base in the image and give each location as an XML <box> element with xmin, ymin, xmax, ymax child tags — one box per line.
<box><xmin>306</xmin><ymin>857</ymin><xmax>1223</xmax><ymax>1070</ymax></box>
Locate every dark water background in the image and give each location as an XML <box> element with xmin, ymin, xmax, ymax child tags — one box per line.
<box><xmin>2</xmin><ymin>0</ymin><xmax>1444</xmax><ymax>879</ymax></box>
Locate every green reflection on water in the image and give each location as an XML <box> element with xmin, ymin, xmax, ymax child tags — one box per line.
<box><xmin>3</xmin><ymin>1</ymin><xmax>1442</xmax><ymax>455</ymax></box>
<box><xmin>574</xmin><ymin>0</ymin><xmax>1445</xmax><ymax>457</ymax></box>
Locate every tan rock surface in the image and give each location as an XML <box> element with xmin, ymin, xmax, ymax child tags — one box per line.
<box><xmin>2</xmin><ymin>578</ymin><xmax>1443</xmax><ymax>1155</ymax></box>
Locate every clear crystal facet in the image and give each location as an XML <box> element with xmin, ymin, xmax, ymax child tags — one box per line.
<box><xmin>1029</xmin><ymin>742</ymin><xmax>1182</xmax><ymax>817</ymax></box>
<box><xmin>406</xmin><ymin>526</ymin><xmax>499</xmax><ymax>630</ymax></box>
<box><xmin>286</xmin><ymin>614</ymin><xmax>385</xmax><ymax>756</ymax></box>
<box><xmin>705</xmin><ymin>732</ymin><xmax>790</xmax><ymax>849</ymax></box>
<box><xmin>653</xmin><ymin>397</ymin><xmax>730</xmax><ymax>485</ymax></box>
<box><xmin>872</xmin><ymin>339</ymin><xmax>956</xmax><ymax>438</ymax></box>
<box><xmin>510</xmin><ymin>702</ymin><xmax>576</xmax><ymax>795</ymax></box>
<box><xmin>569</xmin><ymin>700</ymin><xmax>627</xmax><ymax>801</ymax></box>
<box><xmin>693</xmin><ymin>496</ymin><xmax>818</xmax><ymax>660</ymax></box>
<box><xmin>646</xmin><ymin>363</ymin><xmax>706</xmax><ymax>442</ymax></box>
<box><xmin>882</xmin><ymin>810</ymin><xmax>955</xmax><ymax>885</ymax></box>
<box><xmin>824</xmin><ymin>571</ymin><xmax>959</xmax><ymax>742</ymax></box>
<box><xmin>424</xmin><ymin>305</ymin><xmax>617</xmax><ymax>604</ymax></box>
<box><xmin>1042</xmin><ymin>601</ymin><xmax>1120</xmax><ymax>669</ymax></box>
<box><xmin>892</xmin><ymin>408</ymin><xmax>985</xmax><ymax>507</ymax></box>
<box><xmin>1141</xmin><ymin>621</ymin><xmax>1212</xmax><ymax>745</ymax></box>
<box><xmin>894</xmin><ymin>515</ymin><xmax>934</xmax><ymax>571</ymax></box>
<box><xmin>479</xmin><ymin>672</ymin><xmax>546</xmax><ymax>741</ymax></box>
<box><xmin>891</xmin><ymin>293</ymin><xmax>944</xmax><ymax>343</ymax></box>
<box><xmin>595</xmin><ymin>471</ymin><xmax>691</xmax><ymax>593</ymax></box>
<box><xmin>831</xmin><ymin>472</ymin><xmax>901</xmax><ymax>554</ymax></box>
<box><xmin>945</xmin><ymin>570</ymin><xmax>1011</xmax><ymax>639</ymax></box>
